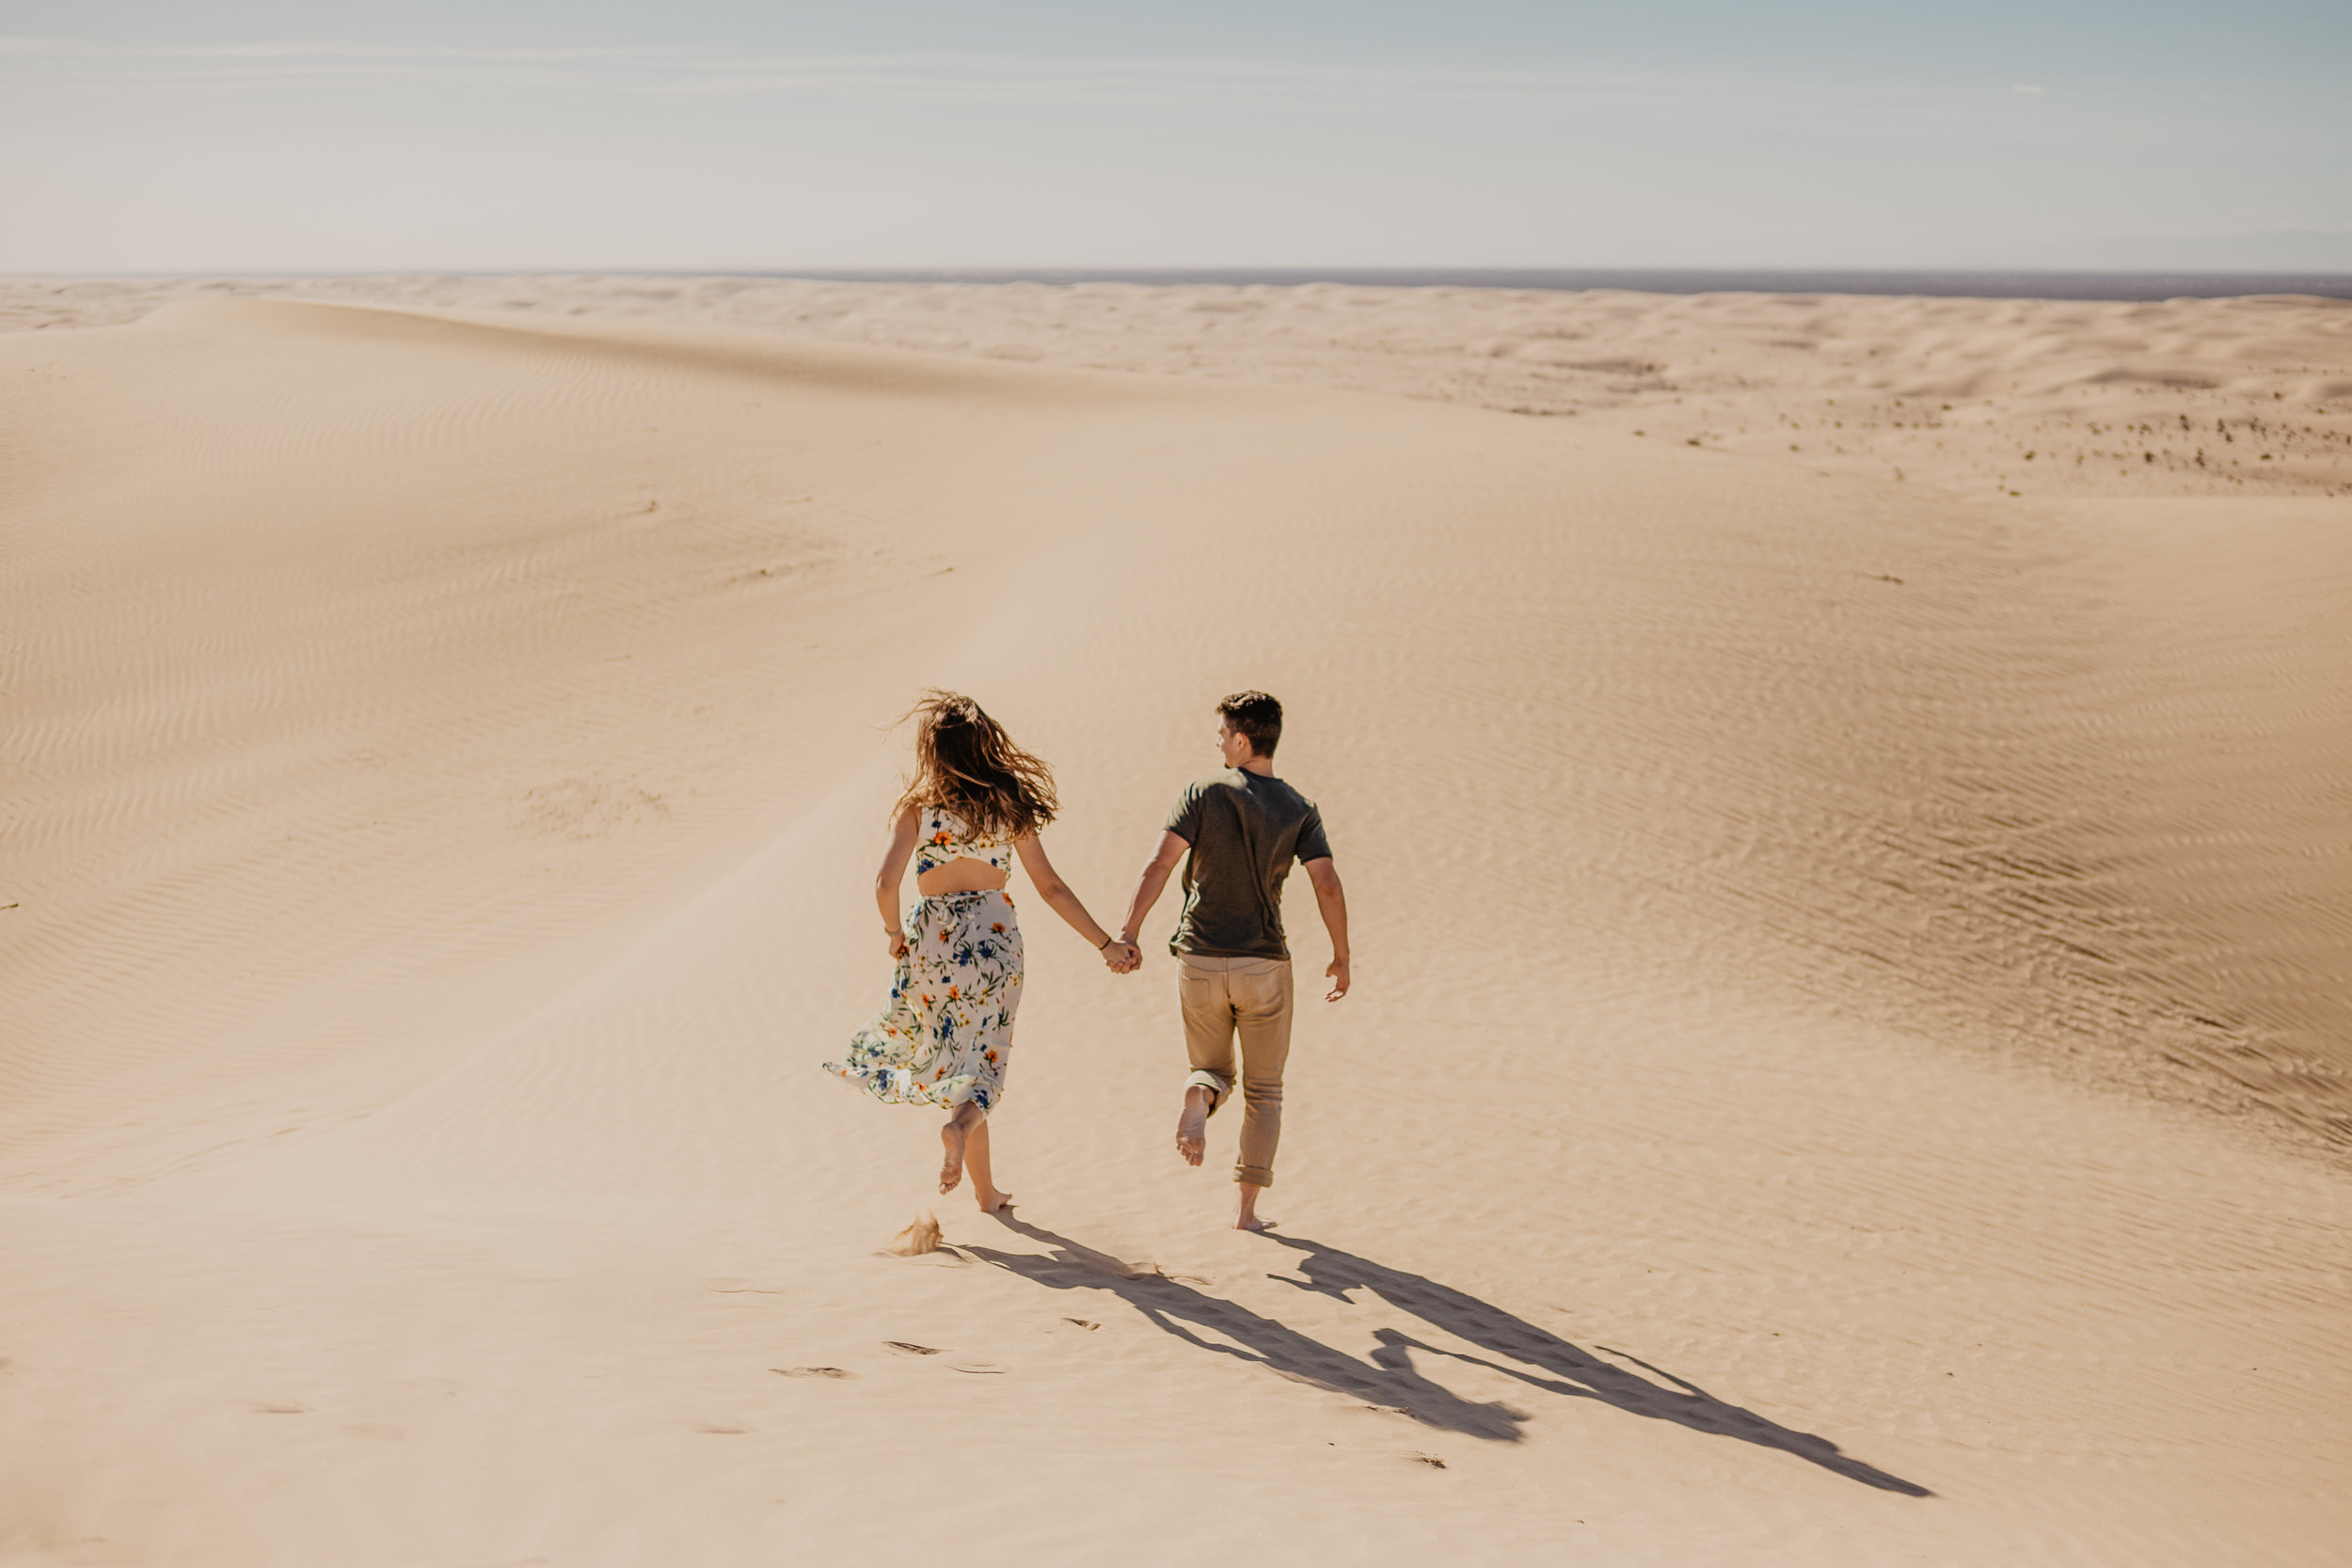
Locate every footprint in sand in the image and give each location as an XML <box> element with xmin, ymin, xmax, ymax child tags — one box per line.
<box><xmin>771</xmin><ymin>1367</ymin><xmax>856</xmax><ymax>1379</ymax></box>
<box><xmin>1119</xmin><ymin>1261</ymin><xmax>1211</xmax><ymax>1286</ymax></box>
<box><xmin>883</xmin><ymin>1340</ymin><xmax>1006</xmax><ymax>1373</ymax></box>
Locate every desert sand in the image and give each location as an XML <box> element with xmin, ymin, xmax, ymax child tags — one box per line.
<box><xmin>1</xmin><ymin>281</ymin><xmax>2346</xmax><ymax>1565</ymax></box>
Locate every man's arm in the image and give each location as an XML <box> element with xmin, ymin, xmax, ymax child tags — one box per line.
<box><xmin>1303</xmin><ymin>857</ymin><xmax>1349</xmax><ymax>1000</ymax></box>
<box><xmin>1118</xmin><ymin>831</ymin><xmax>1190</xmax><ymax>953</ymax></box>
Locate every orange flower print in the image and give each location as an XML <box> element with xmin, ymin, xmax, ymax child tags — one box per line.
<box><xmin>931</xmin><ymin>831</ymin><xmax>952</xmax><ymax>845</ymax></box>
<box><xmin>824</xmin><ymin>877</ymin><xmax>1021</xmax><ymax>1113</ymax></box>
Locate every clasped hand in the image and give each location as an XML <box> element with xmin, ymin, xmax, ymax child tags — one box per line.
<box><xmin>1101</xmin><ymin>939</ymin><xmax>1142</xmax><ymax>974</ymax></box>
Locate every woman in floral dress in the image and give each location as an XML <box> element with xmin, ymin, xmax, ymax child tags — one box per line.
<box><xmin>824</xmin><ymin>691</ymin><xmax>1140</xmax><ymax>1210</ymax></box>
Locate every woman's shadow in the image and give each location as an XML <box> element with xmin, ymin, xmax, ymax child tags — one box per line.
<box><xmin>968</xmin><ymin>1215</ymin><xmax>1528</xmax><ymax>1438</ymax></box>
<box><xmin>967</xmin><ymin>1216</ymin><xmax>1928</xmax><ymax>1495</ymax></box>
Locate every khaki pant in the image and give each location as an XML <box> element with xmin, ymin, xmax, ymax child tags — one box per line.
<box><xmin>1178</xmin><ymin>955</ymin><xmax>1295</xmax><ymax>1187</ymax></box>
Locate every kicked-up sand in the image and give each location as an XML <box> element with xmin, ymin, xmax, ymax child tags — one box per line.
<box><xmin>0</xmin><ymin>279</ymin><xmax>2347</xmax><ymax>1565</ymax></box>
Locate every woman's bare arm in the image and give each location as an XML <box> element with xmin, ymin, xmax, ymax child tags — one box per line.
<box><xmin>1012</xmin><ymin>832</ymin><xmax>1120</xmax><ymax>955</ymax></box>
<box><xmin>874</xmin><ymin>805</ymin><xmax>920</xmax><ymax>958</ymax></box>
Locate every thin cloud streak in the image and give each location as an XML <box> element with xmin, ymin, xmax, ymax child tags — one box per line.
<box><xmin>0</xmin><ymin>36</ymin><xmax>2287</xmax><ymax>139</ymax></box>
<box><xmin>0</xmin><ymin>35</ymin><xmax>1816</xmax><ymax>92</ymax></box>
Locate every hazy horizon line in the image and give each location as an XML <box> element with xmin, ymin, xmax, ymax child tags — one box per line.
<box><xmin>13</xmin><ymin>265</ymin><xmax>2351</xmax><ymax>302</ymax></box>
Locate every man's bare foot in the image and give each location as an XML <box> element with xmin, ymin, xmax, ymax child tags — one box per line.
<box><xmin>975</xmin><ymin>1187</ymin><xmax>1012</xmax><ymax>1214</ymax></box>
<box><xmin>1233</xmin><ymin>1180</ymin><xmax>1273</xmax><ymax>1231</ymax></box>
<box><xmin>1175</xmin><ymin>1085</ymin><xmax>1211</xmax><ymax>1167</ymax></box>
<box><xmin>1232</xmin><ymin>1212</ymin><xmax>1276</xmax><ymax>1232</ymax></box>
<box><xmin>939</xmin><ymin>1112</ymin><xmax>973</xmax><ymax>1195</ymax></box>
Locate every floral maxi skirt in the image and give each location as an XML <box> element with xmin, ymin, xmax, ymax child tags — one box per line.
<box><xmin>823</xmin><ymin>889</ymin><xmax>1023</xmax><ymax>1113</ymax></box>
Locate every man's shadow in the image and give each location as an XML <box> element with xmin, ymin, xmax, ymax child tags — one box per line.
<box><xmin>1266</xmin><ymin>1233</ymin><xmax>1929</xmax><ymax>1495</ymax></box>
<box><xmin>968</xmin><ymin>1217</ymin><xmax>1928</xmax><ymax>1496</ymax></box>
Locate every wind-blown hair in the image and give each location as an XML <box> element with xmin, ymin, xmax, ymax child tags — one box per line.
<box><xmin>892</xmin><ymin>690</ymin><xmax>1058</xmax><ymax>841</ymax></box>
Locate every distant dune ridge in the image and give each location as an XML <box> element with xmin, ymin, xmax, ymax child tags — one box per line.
<box><xmin>0</xmin><ymin>285</ymin><xmax>2346</xmax><ymax>1564</ymax></box>
<box><xmin>7</xmin><ymin>273</ymin><xmax>2350</xmax><ymax>504</ymax></box>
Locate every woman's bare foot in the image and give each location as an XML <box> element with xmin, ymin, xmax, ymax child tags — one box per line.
<box><xmin>961</xmin><ymin>1111</ymin><xmax>1007</xmax><ymax>1212</ymax></box>
<box><xmin>938</xmin><ymin>1106</ymin><xmax>977</xmax><ymax>1195</ymax></box>
<box><xmin>1175</xmin><ymin>1085</ymin><xmax>1212</xmax><ymax>1167</ymax></box>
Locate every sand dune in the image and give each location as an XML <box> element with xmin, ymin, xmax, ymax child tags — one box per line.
<box><xmin>1</xmin><ymin>293</ymin><xmax>2347</xmax><ymax>1564</ymax></box>
<box><xmin>8</xmin><ymin>274</ymin><xmax>2350</xmax><ymax>505</ymax></box>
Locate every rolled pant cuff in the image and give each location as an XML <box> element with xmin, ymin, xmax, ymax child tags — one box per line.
<box><xmin>1184</xmin><ymin>1069</ymin><xmax>1232</xmax><ymax>1110</ymax></box>
<box><xmin>1233</xmin><ymin>1165</ymin><xmax>1274</xmax><ymax>1188</ymax></box>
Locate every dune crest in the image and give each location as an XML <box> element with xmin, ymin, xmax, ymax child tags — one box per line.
<box><xmin>8</xmin><ymin>274</ymin><xmax>2350</xmax><ymax>503</ymax></box>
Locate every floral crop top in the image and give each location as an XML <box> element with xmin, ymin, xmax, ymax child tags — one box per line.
<box><xmin>914</xmin><ymin>805</ymin><xmax>1016</xmax><ymax>878</ymax></box>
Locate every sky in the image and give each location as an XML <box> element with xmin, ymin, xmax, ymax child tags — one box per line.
<box><xmin>2</xmin><ymin>1</ymin><xmax>2346</xmax><ymax>273</ymax></box>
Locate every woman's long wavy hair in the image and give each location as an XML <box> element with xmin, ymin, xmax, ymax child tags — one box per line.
<box><xmin>892</xmin><ymin>690</ymin><xmax>1058</xmax><ymax>842</ymax></box>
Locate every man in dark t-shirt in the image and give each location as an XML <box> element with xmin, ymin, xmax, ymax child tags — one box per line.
<box><xmin>1115</xmin><ymin>691</ymin><xmax>1350</xmax><ymax>1231</ymax></box>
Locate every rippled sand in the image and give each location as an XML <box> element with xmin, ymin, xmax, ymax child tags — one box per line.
<box><xmin>1</xmin><ymin>288</ymin><xmax>2345</xmax><ymax>1565</ymax></box>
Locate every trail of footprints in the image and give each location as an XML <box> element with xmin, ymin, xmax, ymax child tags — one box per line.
<box><xmin>753</xmin><ymin>1298</ymin><xmax>1455</xmax><ymax>1472</ymax></box>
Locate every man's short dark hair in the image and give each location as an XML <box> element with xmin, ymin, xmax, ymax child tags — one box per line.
<box><xmin>1217</xmin><ymin>690</ymin><xmax>1282</xmax><ymax>759</ymax></box>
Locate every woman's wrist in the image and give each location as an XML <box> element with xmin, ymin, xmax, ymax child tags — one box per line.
<box><xmin>1096</xmin><ymin>932</ymin><xmax>1116</xmax><ymax>949</ymax></box>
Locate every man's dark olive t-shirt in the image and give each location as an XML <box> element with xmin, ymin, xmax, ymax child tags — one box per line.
<box><xmin>1164</xmin><ymin>768</ymin><xmax>1333</xmax><ymax>960</ymax></box>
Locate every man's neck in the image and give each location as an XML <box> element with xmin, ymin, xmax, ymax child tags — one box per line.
<box><xmin>1236</xmin><ymin>756</ymin><xmax>1276</xmax><ymax>777</ymax></box>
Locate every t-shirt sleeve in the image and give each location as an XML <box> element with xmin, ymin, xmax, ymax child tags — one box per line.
<box><xmin>1164</xmin><ymin>783</ymin><xmax>1207</xmax><ymax>843</ymax></box>
<box><xmin>1295</xmin><ymin>806</ymin><xmax>1332</xmax><ymax>864</ymax></box>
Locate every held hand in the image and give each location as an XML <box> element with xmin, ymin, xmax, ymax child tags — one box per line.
<box><xmin>1325</xmin><ymin>956</ymin><xmax>1350</xmax><ymax>1002</ymax></box>
<box><xmin>1103</xmin><ymin>940</ymin><xmax>1142</xmax><ymax>974</ymax></box>
<box><xmin>886</xmin><ymin>928</ymin><xmax>909</xmax><ymax>961</ymax></box>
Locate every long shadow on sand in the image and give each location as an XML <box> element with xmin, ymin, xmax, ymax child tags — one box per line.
<box><xmin>969</xmin><ymin>1217</ymin><xmax>1928</xmax><ymax>1496</ymax></box>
